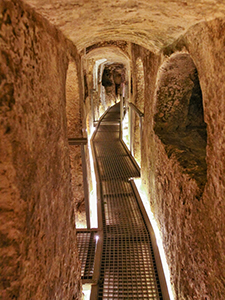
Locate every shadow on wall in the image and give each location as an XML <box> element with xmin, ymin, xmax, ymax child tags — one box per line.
<box><xmin>154</xmin><ymin>53</ymin><xmax>207</xmax><ymax>195</ymax></box>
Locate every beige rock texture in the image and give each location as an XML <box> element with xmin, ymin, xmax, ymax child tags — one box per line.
<box><xmin>1</xmin><ymin>0</ymin><xmax>225</xmax><ymax>299</ymax></box>
<box><xmin>154</xmin><ymin>52</ymin><xmax>207</xmax><ymax>192</ymax></box>
<box><xmin>0</xmin><ymin>0</ymin><xmax>82</xmax><ymax>299</ymax></box>
<box><xmin>66</xmin><ymin>61</ymin><xmax>85</xmax><ymax>227</ymax></box>
<box><xmin>22</xmin><ymin>0</ymin><xmax>225</xmax><ymax>53</ymax></box>
<box><xmin>131</xmin><ymin>56</ymin><xmax>145</xmax><ymax>164</ymax></box>
<box><xmin>69</xmin><ymin>145</ymin><xmax>85</xmax><ymax>228</ymax></box>
<box><xmin>141</xmin><ymin>19</ymin><xmax>225</xmax><ymax>299</ymax></box>
<box><xmin>66</xmin><ymin>61</ymin><xmax>82</xmax><ymax>138</ymax></box>
<box><xmin>184</xmin><ymin>18</ymin><xmax>225</xmax><ymax>299</ymax></box>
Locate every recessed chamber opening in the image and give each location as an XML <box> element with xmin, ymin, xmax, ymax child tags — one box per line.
<box><xmin>154</xmin><ymin>53</ymin><xmax>207</xmax><ymax>194</ymax></box>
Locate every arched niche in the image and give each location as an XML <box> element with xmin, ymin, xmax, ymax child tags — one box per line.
<box><xmin>133</xmin><ymin>57</ymin><xmax>145</xmax><ymax>165</ymax></box>
<box><xmin>154</xmin><ymin>52</ymin><xmax>207</xmax><ymax>192</ymax></box>
<box><xmin>84</xmin><ymin>46</ymin><xmax>130</xmax><ymax>121</ymax></box>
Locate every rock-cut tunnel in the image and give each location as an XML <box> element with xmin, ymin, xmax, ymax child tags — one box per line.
<box><xmin>1</xmin><ymin>1</ymin><xmax>225</xmax><ymax>300</ymax></box>
<box><xmin>76</xmin><ymin>102</ymin><xmax>169</xmax><ymax>299</ymax></box>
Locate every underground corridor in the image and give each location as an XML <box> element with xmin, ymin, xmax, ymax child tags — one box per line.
<box><xmin>76</xmin><ymin>102</ymin><xmax>168</xmax><ymax>299</ymax></box>
<box><xmin>1</xmin><ymin>1</ymin><xmax>225</xmax><ymax>300</ymax></box>
<box><xmin>72</xmin><ymin>51</ymin><xmax>207</xmax><ymax>299</ymax></box>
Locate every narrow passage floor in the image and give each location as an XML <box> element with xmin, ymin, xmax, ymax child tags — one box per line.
<box><xmin>91</xmin><ymin>103</ymin><xmax>163</xmax><ymax>299</ymax></box>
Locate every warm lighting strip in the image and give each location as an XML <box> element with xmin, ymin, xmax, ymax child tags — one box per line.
<box><xmin>134</xmin><ymin>178</ymin><xmax>175</xmax><ymax>300</ymax></box>
<box><xmin>93</xmin><ymin>59</ymin><xmax>107</xmax><ymax>90</ymax></box>
<box><xmin>122</xmin><ymin>110</ymin><xmax>130</xmax><ymax>149</ymax></box>
<box><xmin>76</xmin><ymin>221</ymin><xmax>87</xmax><ymax>229</ymax></box>
<box><xmin>82</xmin><ymin>283</ymin><xmax>92</xmax><ymax>300</ymax></box>
<box><xmin>88</xmin><ymin>126</ymin><xmax>98</xmax><ymax>228</ymax></box>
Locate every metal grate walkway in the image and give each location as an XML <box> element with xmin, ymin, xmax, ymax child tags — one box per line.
<box><xmin>90</xmin><ymin>103</ymin><xmax>164</xmax><ymax>299</ymax></box>
<box><xmin>77</xmin><ymin>230</ymin><xmax>98</xmax><ymax>280</ymax></box>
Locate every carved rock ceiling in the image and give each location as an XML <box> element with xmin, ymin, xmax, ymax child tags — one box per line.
<box><xmin>24</xmin><ymin>0</ymin><xmax>225</xmax><ymax>53</ymax></box>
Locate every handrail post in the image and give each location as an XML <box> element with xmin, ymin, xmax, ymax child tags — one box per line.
<box><xmin>81</xmin><ymin>144</ymin><xmax>90</xmax><ymax>229</ymax></box>
<box><xmin>129</xmin><ymin>106</ymin><xmax>133</xmax><ymax>155</ymax></box>
<box><xmin>120</xmin><ymin>94</ymin><xmax>123</xmax><ymax>130</ymax></box>
<box><xmin>140</xmin><ymin>116</ymin><xmax>143</xmax><ymax>160</ymax></box>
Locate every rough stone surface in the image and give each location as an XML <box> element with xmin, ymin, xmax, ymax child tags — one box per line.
<box><xmin>154</xmin><ymin>53</ymin><xmax>207</xmax><ymax>192</ymax></box>
<box><xmin>141</xmin><ymin>19</ymin><xmax>225</xmax><ymax>299</ymax></box>
<box><xmin>102</xmin><ymin>63</ymin><xmax>126</xmax><ymax>100</ymax></box>
<box><xmin>66</xmin><ymin>61</ymin><xmax>85</xmax><ymax>227</ymax></box>
<box><xmin>0</xmin><ymin>0</ymin><xmax>82</xmax><ymax>299</ymax></box>
<box><xmin>69</xmin><ymin>145</ymin><xmax>85</xmax><ymax>228</ymax></box>
<box><xmin>131</xmin><ymin>56</ymin><xmax>145</xmax><ymax>164</ymax></box>
<box><xmin>184</xmin><ymin>18</ymin><xmax>225</xmax><ymax>299</ymax></box>
<box><xmin>86</xmin><ymin>41</ymin><xmax>129</xmax><ymax>58</ymax></box>
<box><xmin>66</xmin><ymin>61</ymin><xmax>82</xmax><ymax>138</ymax></box>
<box><xmin>1</xmin><ymin>0</ymin><xmax>225</xmax><ymax>299</ymax></box>
<box><xmin>139</xmin><ymin>45</ymin><xmax>206</xmax><ymax>300</ymax></box>
<box><xmin>23</xmin><ymin>0</ymin><xmax>225</xmax><ymax>53</ymax></box>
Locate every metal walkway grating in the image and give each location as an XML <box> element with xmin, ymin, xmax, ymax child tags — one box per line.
<box><xmin>92</xmin><ymin>103</ymin><xmax>163</xmax><ymax>299</ymax></box>
<box><xmin>77</xmin><ymin>230</ymin><xmax>98</xmax><ymax>280</ymax></box>
<box><xmin>99</xmin><ymin>237</ymin><xmax>161</xmax><ymax>300</ymax></box>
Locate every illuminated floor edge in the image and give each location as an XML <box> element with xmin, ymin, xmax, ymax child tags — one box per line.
<box><xmin>81</xmin><ymin>102</ymin><xmax>170</xmax><ymax>299</ymax></box>
<box><xmin>133</xmin><ymin>178</ymin><xmax>175</xmax><ymax>300</ymax></box>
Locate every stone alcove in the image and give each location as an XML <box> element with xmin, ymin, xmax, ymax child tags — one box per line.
<box><xmin>154</xmin><ymin>52</ymin><xmax>207</xmax><ymax>193</ymax></box>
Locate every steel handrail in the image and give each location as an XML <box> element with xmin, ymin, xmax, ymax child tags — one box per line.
<box><xmin>128</xmin><ymin>102</ymin><xmax>144</xmax><ymax>117</ymax></box>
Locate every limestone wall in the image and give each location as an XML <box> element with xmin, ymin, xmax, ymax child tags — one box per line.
<box><xmin>66</xmin><ymin>61</ymin><xmax>85</xmax><ymax>227</ymax></box>
<box><xmin>139</xmin><ymin>18</ymin><xmax>225</xmax><ymax>299</ymax></box>
<box><xmin>154</xmin><ymin>53</ymin><xmax>207</xmax><ymax>192</ymax></box>
<box><xmin>184</xmin><ymin>18</ymin><xmax>225</xmax><ymax>299</ymax></box>
<box><xmin>0</xmin><ymin>0</ymin><xmax>82</xmax><ymax>299</ymax></box>
<box><xmin>130</xmin><ymin>51</ymin><xmax>145</xmax><ymax>164</ymax></box>
<box><xmin>1</xmin><ymin>0</ymin><xmax>225</xmax><ymax>298</ymax></box>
